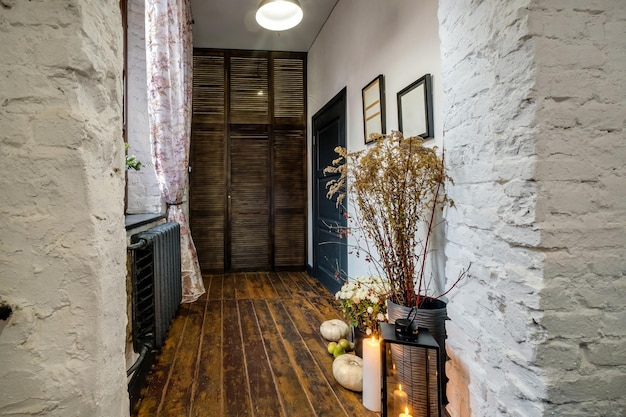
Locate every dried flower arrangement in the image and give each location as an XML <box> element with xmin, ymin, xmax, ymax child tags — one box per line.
<box><xmin>325</xmin><ymin>131</ymin><xmax>468</xmax><ymax>308</ymax></box>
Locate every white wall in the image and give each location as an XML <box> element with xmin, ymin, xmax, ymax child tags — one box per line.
<box><xmin>0</xmin><ymin>1</ymin><xmax>129</xmax><ymax>415</ymax></box>
<box><xmin>307</xmin><ymin>0</ymin><xmax>444</xmax><ymax>277</ymax></box>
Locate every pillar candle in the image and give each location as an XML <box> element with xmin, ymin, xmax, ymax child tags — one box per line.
<box><xmin>399</xmin><ymin>407</ymin><xmax>413</xmax><ymax>417</ymax></box>
<box><xmin>362</xmin><ymin>336</ymin><xmax>381</xmax><ymax>411</ymax></box>
<box><xmin>393</xmin><ymin>384</ymin><xmax>408</xmax><ymax>415</ymax></box>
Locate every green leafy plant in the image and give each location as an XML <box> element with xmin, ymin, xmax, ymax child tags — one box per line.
<box><xmin>125</xmin><ymin>143</ymin><xmax>142</xmax><ymax>171</ymax></box>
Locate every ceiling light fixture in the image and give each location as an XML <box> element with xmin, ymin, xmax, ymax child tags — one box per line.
<box><xmin>256</xmin><ymin>0</ymin><xmax>303</xmax><ymax>31</ymax></box>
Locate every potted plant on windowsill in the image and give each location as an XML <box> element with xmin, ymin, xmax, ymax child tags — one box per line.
<box><xmin>125</xmin><ymin>143</ymin><xmax>143</xmax><ymax>171</ymax></box>
<box><xmin>324</xmin><ymin>130</ymin><xmax>470</xmax><ymax>407</ymax></box>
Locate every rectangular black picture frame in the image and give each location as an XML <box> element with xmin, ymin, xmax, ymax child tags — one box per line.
<box><xmin>362</xmin><ymin>74</ymin><xmax>386</xmax><ymax>144</ymax></box>
<box><xmin>397</xmin><ymin>73</ymin><xmax>434</xmax><ymax>139</ymax></box>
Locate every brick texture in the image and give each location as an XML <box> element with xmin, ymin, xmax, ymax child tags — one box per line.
<box><xmin>532</xmin><ymin>0</ymin><xmax>626</xmax><ymax>415</ymax></box>
<box><xmin>0</xmin><ymin>1</ymin><xmax>128</xmax><ymax>415</ymax></box>
<box><xmin>440</xmin><ymin>0</ymin><xmax>626</xmax><ymax>416</ymax></box>
<box><xmin>126</xmin><ymin>0</ymin><xmax>163</xmax><ymax>215</ymax></box>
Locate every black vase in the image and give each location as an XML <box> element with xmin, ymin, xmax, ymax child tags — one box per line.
<box><xmin>351</xmin><ymin>327</ymin><xmax>368</xmax><ymax>358</ymax></box>
<box><xmin>387</xmin><ymin>299</ymin><xmax>449</xmax><ymax>412</ymax></box>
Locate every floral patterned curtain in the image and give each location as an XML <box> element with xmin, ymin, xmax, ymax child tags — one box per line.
<box><xmin>146</xmin><ymin>0</ymin><xmax>205</xmax><ymax>302</ymax></box>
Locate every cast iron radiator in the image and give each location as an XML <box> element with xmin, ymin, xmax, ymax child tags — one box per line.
<box><xmin>129</xmin><ymin>221</ymin><xmax>182</xmax><ymax>350</ymax></box>
<box><xmin>127</xmin><ymin>221</ymin><xmax>182</xmax><ymax>410</ymax></box>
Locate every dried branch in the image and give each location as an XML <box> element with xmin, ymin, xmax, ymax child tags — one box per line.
<box><xmin>324</xmin><ymin>131</ymin><xmax>467</xmax><ymax>307</ymax></box>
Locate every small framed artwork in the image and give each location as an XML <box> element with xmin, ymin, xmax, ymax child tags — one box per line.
<box><xmin>397</xmin><ymin>73</ymin><xmax>434</xmax><ymax>139</ymax></box>
<box><xmin>362</xmin><ymin>74</ymin><xmax>386</xmax><ymax>144</ymax></box>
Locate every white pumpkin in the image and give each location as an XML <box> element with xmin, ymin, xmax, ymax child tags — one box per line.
<box><xmin>332</xmin><ymin>353</ymin><xmax>363</xmax><ymax>392</ymax></box>
<box><xmin>319</xmin><ymin>319</ymin><xmax>350</xmax><ymax>341</ymax></box>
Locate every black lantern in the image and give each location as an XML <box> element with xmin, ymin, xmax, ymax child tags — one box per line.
<box><xmin>380</xmin><ymin>322</ymin><xmax>441</xmax><ymax>417</ymax></box>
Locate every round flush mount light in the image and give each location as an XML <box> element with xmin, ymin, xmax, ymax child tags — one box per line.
<box><xmin>256</xmin><ymin>0</ymin><xmax>303</xmax><ymax>31</ymax></box>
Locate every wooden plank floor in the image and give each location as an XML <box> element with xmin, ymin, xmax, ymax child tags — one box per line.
<box><xmin>133</xmin><ymin>272</ymin><xmax>380</xmax><ymax>417</ymax></box>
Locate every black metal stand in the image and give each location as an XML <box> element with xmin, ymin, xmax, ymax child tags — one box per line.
<box><xmin>380</xmin><ymin>323</ymin><xmax>442</xmax><ymax>417</ymax></box>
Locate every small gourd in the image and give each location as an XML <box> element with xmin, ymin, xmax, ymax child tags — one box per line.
<box><xmin>320</xmin><ymin>319</ymin><xmax>349</xmax><ymax>342</ymax></box>
<box><xmin>332</xmin><ymin>353</ymin><xmax>363</xmax><ymax>392</ymax></box>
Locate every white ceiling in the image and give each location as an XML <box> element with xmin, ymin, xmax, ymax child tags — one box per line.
<box><xmin>190</xmin><ymin>0</ymin><xmax>339</xmax><ymax>52</ymax></box>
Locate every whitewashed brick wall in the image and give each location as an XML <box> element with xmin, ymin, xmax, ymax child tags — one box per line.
<box><xmin>126</xmin><ymin>0</ymin><xmax>163</xmax><ymax>214</ymax></box>
<box><xmin>532</xmin><ymin>1</ymin><xmax>626</xmax><ymax>415</ymax></box>
<box><xmin>440</xmin><ymin>0</ymin><xmax>626</xmax><ymax>416</ymax></box>
<box><xmin>0</xmin><ymin>1</ymin><xmax>129</xmax><ymax>415</ymax></box>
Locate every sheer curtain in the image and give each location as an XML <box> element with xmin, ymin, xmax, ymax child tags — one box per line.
<box><xmin>146</xmin><ymin>0</ymin><xmax>205</xmax><ymax>302</ymax></box>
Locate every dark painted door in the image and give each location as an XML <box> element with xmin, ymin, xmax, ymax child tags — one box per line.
<box><xmin>312</xmin><ymin>88</ymin><xmax>347</xmax><ymax>294</ymax></box>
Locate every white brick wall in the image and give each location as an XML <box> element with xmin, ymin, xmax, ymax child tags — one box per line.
<box><xmin>441</xmin><ymin>0</ymin><xmax>626</xmax><ymax>416</ymax></box>
<box><xmin>0</xmin><ymin>0</ymin><xmax>129</xmax><ymax>415</ymax></box>
<box><xmin>532</xmin><ymin>0</ymin><xmax>626</xmax><ymax>415</ymax></box>
<box><xmin>440</xmin><ymin>1</ymin><xmax>545</xmax><ymax>416</ymax></box>
<box><xmin>126</xmin><ymin>0</ymin><xmax>163</xmax><ymax>215</ymax></box>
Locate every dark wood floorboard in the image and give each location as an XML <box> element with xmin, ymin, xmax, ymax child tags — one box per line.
<box><xmin>133</xmin><ymin>272</ymin><xmax>379</xmax><ymax>417</ymax></box>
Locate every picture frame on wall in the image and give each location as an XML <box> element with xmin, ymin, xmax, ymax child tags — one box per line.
<box><xmin>397</xmin><ymin>73</ymin><xmax>434</xmax><ymax>139</ymax></box>
<box><xmin>362</xmin><ymin>74</ymin><xmax>386</xmax><ymax>144</ymax></box>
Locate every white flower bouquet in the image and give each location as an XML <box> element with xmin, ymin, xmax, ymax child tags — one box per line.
<box><xmin>335</xmin><ymin>275</ymin><xmax>389</xmax><ymax>336</ymax></box>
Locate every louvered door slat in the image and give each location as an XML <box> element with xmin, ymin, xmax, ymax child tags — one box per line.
<box><xmin>274</xmin><ymin>58</ymin><xmax>304</xmax><ymax>124</ymax></box>
<box><xmin>192</xmin><ymin>55</ymin><xmax>225</xmax><ymax>124</ymax></box>
<box><xmin>273</xmin><ymin>130</ymin><xmax>306</xmax><ymax>267</ymax></box>
<box><xmin>274</xmin><ymin>130</ymin><xmax>306</xmax><ymax>210</ymax></box>
<box><xmin>230</xmin><ymin>132</ymin><xmax>270</xmax><ymax>271</ymax></box>
<box><xmin>190</xmin><ymin>129</ymin><xmax>226</xmax><ymax>271</ymax></box>
<box><xmin>274</xmin><ymin>213</ymin><xmax>305</xmax><ymax>267</ymax></box>
<box><xmin>230</xmin><ymin>56</ymin><xmax>269</xmax><ymax>125</ymax></box>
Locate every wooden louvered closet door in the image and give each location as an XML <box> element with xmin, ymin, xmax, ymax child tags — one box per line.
<box><xmin>190</xmin><ymin>50</ymin><xmax>306</xmax><ymax>273</ymax></box>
